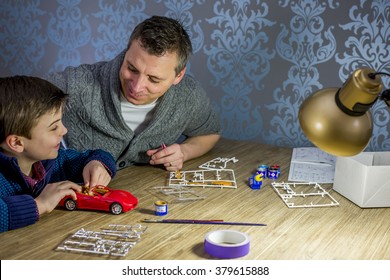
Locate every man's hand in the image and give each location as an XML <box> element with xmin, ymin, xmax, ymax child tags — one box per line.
<box><xmin>148</xmin><ymin>143</ymin><xmax>184</xmax><ymax>171</ymax></box>
<box><xmin>147</xmin><ymin>134</ymin><xmax>220</xmax><ymax>171</ymax></box>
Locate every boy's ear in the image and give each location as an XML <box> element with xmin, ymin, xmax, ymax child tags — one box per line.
<box><xmin>3</xmin><ymin>135</ymin><xmax>25</xmax><ymax>153</ymax></box>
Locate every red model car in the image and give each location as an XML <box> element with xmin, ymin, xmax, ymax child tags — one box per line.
<box><xmin>59</xmin><ymin>185</ymin><xmax>138</xmax><ymax>215</ymax></box>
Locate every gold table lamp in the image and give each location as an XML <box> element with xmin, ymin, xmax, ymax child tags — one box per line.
<box><xmin>298</xmin><ymin>68</ymin><xmax>385</xmax><ymax>156</ymax></box>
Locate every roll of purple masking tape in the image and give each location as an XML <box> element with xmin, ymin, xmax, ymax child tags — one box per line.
<box><xmin>204</xmin><ymin>230</ymin><xmax>250</xmax><ymax>259</ymax></box>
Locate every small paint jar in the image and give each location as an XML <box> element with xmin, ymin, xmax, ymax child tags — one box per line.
<box><xmin>256</xmin><ymin>164</ymin><xmax>268</xmax><ymax>179</ymax></box>
<box><xmin>271</xmin><ymin>165</ymin><xmax>280</xmax><ymax>174</ymax></box>
<box><xmin>267</xmin><ymin>168</ymin><xmax>279</xmax><ymax>179</ymax></box>
<box><xmin>154</xmin><ymin>200</ymin><xmax>168</xmax><ymax>216</ymax></box>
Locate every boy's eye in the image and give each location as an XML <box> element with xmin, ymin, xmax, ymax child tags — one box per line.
<box><xmin>51</xmin><ymin>125</ymin><xmax>58</xmax><ymax>131</ymax></box>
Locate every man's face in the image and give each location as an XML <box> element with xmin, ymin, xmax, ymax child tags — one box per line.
<box><xmin>119</xmin><ymin>40</ymin><xmax>185</xmax><ymax>105</ymax></box>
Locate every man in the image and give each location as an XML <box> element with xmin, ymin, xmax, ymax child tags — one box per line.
<box><xmin>47</xmin><ymin>15</ymin><xmax>221</xmax><ymax>171</ymax></box>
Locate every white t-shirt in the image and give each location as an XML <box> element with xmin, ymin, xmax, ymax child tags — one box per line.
<box><xmin>120</xmin><ymin>94</ymin><xmax>159</xmax><ymax>134</ymax></box>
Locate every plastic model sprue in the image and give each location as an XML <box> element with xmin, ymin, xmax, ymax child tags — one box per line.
<box><xmin>168</xmin><ymin>157</ymin><xmax>238</xmax><ymax>189</ymax></box>
<box><xmin>154</xmin><ymin>157</ymin><xmax>239</xmax><ymax>202</ymax></box>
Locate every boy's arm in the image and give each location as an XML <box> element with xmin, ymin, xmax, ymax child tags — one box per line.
<box><xmin>51</xmin><ymin>148</ymin><xmax>116</xmax><ymax>184</ymax></box>
<box><xmin>0</xmin><ymin>194</ymin><xmax>39</xmax><ymax>232</ymax></box>
<box><xmin>84</xmin><ymin>150</ymin><xmax>117</xmax><ymax>178</ymax></box>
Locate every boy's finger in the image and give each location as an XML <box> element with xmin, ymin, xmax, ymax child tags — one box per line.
<box><xmin>70</xmin><ymin>183</ymin><xmax>83</xmax><ymax>192</ymax></box>
<box><xmin>66</xmin><ymin>189</ymin><xmax>78</xmax><ymax>200</ymax></box>
<box><xmin>89</xmin><ymin>173</ymin><xmax>100</xmax><ymax>188</ymax></box>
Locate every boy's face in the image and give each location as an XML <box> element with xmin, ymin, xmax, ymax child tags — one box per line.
<box><xmin>21</xmin><ymin>108</ymin><xmax>67</xmax><ymax>161</ymax></box>
<box><xmin>119</xmin><ymin>39</ymin><xmax>186</xmax><ymax>105</ymax></box>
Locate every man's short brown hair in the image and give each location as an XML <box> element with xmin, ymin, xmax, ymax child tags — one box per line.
<box><xmin>127</xmin><ymin>15</ymin><xmax>193</xmax><ymax>76</ymax></box>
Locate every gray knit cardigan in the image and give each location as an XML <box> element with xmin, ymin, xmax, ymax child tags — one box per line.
<box><xmin>47</xmin><ymin>51</ymin><xmax>221</xmax><ymax>170</ymax></box>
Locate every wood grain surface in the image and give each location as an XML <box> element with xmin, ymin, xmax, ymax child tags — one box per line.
<box><xmin>1</xmin><ymin>138</ymin><xmax>389</xmax><ymax>260</ymax></box>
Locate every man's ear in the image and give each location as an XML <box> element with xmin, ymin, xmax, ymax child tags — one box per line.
<box><xmin>172</xmin><ymin>67</ymin><xmax>186</xmax><ymax>85</ymax></box>
<box><xmin>3</xmin><ymin>135</ymin><xmax>25</xmax><ymax>153</ymax></box>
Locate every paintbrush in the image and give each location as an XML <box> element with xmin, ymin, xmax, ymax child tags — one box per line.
<box><xmin>141</xmin><ymin>218</ymin><xmax>267</xmax><ymax>226</ymax></box>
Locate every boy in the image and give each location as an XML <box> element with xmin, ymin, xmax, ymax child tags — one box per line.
<box><xmin>0</xmin><ymin>76</ymin><xmax>116</xmax><ymax>232</ymax></box>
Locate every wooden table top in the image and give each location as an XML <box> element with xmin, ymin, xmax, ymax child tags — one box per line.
<box><xmin>1</xmin><ymin>138</ymin><xmax>390</xmax><ymax>260</ymax></box>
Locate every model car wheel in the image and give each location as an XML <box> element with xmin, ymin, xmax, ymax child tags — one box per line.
<box><xmin>110</xmin><ymin>203</ymin><xmax>123</xmax><ymax>215</ymax></box>
<box><xmin>64</xmin><ymin>198</ymin><xmax>77</xmax><ymax>211</ymax></box>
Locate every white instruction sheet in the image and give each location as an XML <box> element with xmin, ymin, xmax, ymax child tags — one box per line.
<box><xmin>288</xmin><ymin>147</ymin><xmax>336</xmax><ymax>183</ymax></box>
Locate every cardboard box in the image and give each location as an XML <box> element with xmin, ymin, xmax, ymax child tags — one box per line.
<box><xmin>333</xmin><ymin>152</ymin><xmax>390</xmax><ymax>208</ymax></box>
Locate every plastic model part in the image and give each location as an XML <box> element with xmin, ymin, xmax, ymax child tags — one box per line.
<box><xmin>58</xmin><ymin>185</ymin><xmax>138</xmax><ymax>215</ymax></box>
<box><xmin>153</xmin><ymin>185</ymin><xmax>207</xmax><ymax>202</ymax></box>
<box><xmin>198</xmin><ymin>157</ymin><xmax>239</xmax><ymax>170</ymax></box>
<box><xmin>169</xmin><ymin>169</ymin><xmax>237</xmax><ymax>189</ymax></box>
<box><xmin>271</xmin><ymin>182</ymin><xmax>339</xmax><ymax>208</ymax></box>
<box><xmin>56</xmin><ymin>224</ymin><xmax>147</xmax><ymax>257</ymax></box>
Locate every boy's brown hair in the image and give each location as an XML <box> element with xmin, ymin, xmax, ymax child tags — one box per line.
<box><xmin>0</xmin><ymin>76</ymin><xmax>67</xmax><ymax>143</ymax></box>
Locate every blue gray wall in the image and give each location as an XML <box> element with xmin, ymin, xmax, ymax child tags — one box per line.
<box><xmin>1</xmin><ymin>0</ymin><xmax>389</xmax><ymax>151</ymax></box>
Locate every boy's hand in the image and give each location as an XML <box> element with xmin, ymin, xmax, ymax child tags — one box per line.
<box><xmin>82</xmin><ymin>160</ymin><xmax>112</xmax><ymax>188</ymax></box>
<box><xmin>35</xmin><ymin>181</ymin><xmax>81</xmax><ymax>215</ymax></box>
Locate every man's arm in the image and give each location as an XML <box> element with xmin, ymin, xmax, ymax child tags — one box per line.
<box><xmin>180</xmin><ymin>134</ymin><xmax>221</xmax><ymax>162</ymax></box>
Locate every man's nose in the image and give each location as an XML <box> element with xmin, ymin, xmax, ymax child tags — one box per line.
<box><xmin>131</xmin><ymin>74</ymin><xmax>146</xmax><ymax>92</ymax></box>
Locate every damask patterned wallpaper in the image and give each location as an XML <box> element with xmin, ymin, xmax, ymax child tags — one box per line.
<box><xmin>1</xmin><ymin>0</ymin><xmax>389</xmax><ymax>151</ymax></box>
